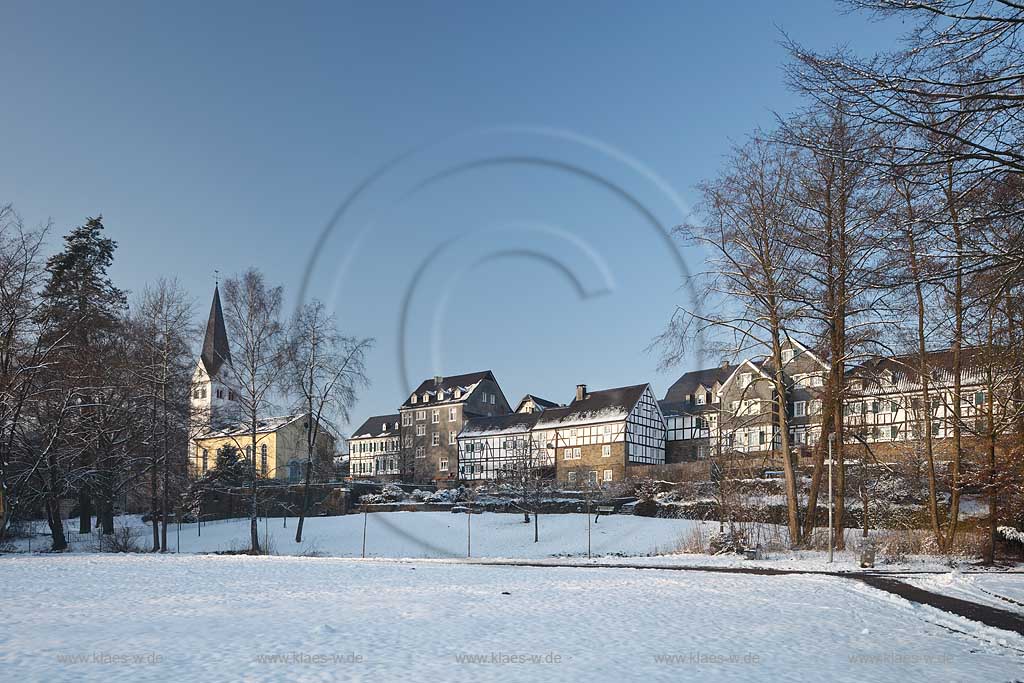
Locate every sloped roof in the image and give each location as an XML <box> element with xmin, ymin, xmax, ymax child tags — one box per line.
<box><xmin>847</xmin><ymin>347</ymin><xmax>989</xmax><ymax>391</ymax></box>
<box><xmin>196</xmin><ymin>413</ymin><xmax>306</xmax><ymax>440</ymax></box>
<box><xmin>200</xmin><ymin>285</ymin><xmax>231</xmax><ymax>376</ymax></box>
<box><xmin>400</xmin><ymin>371</ymin><xmax>497</xmax><ymax>409</ymax></box>
<box><xmin>659</xmin><ymin>398</ymin><xmax>718</xmax><ymax>419</ymax></box>
<box><xmin>460</xmin><ymin>412</ymin><xmax>541</xmax><ymax>437</ymax></box>
<box><xmin>535</xmin><ymin>383</ymin><xmax>649</xmax><ymax>429</ymax></box>
<box><xmin>350</xmin><ymin>414</ymin><xmax>401</xmax><ymax>440</ymax></box>
<box><xmin>515</xmin><ymin>394</ymin><xmax>560</xmax><ymax>412</ymax></box>
<box><xmin>664</xmin><ymin>364</ymin><xmax>734</xmax><ymax>402</ymax></box>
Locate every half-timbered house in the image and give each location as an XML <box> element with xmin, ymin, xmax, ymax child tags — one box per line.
<box><xmin>536</xmin><ymin>383</ymin><xmax>665</xmax><ymax>485</ymax></box>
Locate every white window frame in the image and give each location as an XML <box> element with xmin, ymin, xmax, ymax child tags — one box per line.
<box><xmin>449</xmin><ymin>432</ymin><xmax>456</xmax><ymax>445</ymax></box>
<box><xmin>601</xmin><ymin>444</ymin><xmax>611</xmax><ymax>457</ymax></box>
<box><xmin>431</xmin><ymin>432</ymin><xmax>439</xmax><ymax>446</ymax></box>
<box><xmin>439</xmin><ymin>458</ymin><xmax>448</xmax><ymax>471</ymax></box>
<box><xmin>448</xmin><ymin>407</ymin><xmax>457</xmax><ymax>421</ymax></box>
<box><xmin>603</xmin><ymin>469</ymin><xmax>612</xmax><ymax>482</ymax></box>
<box><xmin>793</xmin><ymin>401</ymin><xmax>806</xmax><ymax>418</ymax></box>
<box><xmin>431</xmin><ymin>410</ymin><xmax>439</xmax><ymax>424</ymax></box>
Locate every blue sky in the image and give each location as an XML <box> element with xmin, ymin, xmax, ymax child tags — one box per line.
<box><xmin>1</xmin><ymin>2</ymin><xmax>904</xmax><ymax>427</ymax></box>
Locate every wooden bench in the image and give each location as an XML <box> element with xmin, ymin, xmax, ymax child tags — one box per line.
<box><xmin>593</xmin><ymin>505</ymin><xmax>615</xmax><ymax>522</ymax></box>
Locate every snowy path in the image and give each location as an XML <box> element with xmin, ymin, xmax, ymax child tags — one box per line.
<box><xmin>2</xmin><ymin>554</ymin><xmax>1023</xmax><ymax>682</ymax></box>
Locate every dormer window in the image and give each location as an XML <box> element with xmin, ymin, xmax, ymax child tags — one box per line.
<box><xmin>782</xmin><ymin>349</ymin><xmax>794</xmax><ymax>364</ymax></box>
<box><xmin>411</xmin><ymin>394</ymin><xmax>417</xmax><ymax>404</ymax></box>
<box><xmin>454</xmin><ymin>388</ymin><xmax>462</xmax><ymax>399</ymax></box>
<box><xmin>422</xmin><ymin>393</ymin><xmax>430</xmax><ymax>403</ymax></box>
<box><xmin>740</xmin><ymin>372</ymin><xmax>753</xmax><ymax>389</ymax></box>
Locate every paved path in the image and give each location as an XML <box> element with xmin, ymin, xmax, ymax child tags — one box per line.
<box><xmin>465</xmin><ymin>558</ymin><xmax>1024</xmax><ymax>636</ymax></box>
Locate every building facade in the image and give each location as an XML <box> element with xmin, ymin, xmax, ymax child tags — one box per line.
<box><xmin>398</xmin><ymin>371</ymin><xmax>512</xmax><ymax>484</ymax></box>
<box><xmin>457</xmin><ymin>412</ymin><xmax>549</xmax><ymax>481</ymax></box>
<box><xmin>349</xmin><ymin>414</ymin><xmax>401</xmax><ymax>479</ymax></box>
<box><xmin>534</xmin><ymin>383</ymin><xmax>665</xmax><ymax>485</ymax></box>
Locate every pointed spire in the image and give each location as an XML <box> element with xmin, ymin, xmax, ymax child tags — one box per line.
<box><xmin>200</xmin><ymin>285</ymin><xmax>231</xmax><ymax>376</ymax></box>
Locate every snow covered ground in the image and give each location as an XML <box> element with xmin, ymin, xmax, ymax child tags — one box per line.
<box><xmin>14</xmin><ymin>512</ymin><xmax>709</xmax><ymax>559</ymax></box>
<box><xmin>903</xmin><ymin>572</ymin><xmax>1024</xmax><ymax>615</ymax></box>
<box><xmin>10</xmin><ymin>512</ymin><xmax>1009</xmax><ymax>573</ymax></box>
<box><xmin>1</xmin><ymin>553</ymin><xmax>1022</xmax><ymax>683</ymax></box>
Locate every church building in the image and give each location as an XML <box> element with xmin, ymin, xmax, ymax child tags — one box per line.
<box><xmin>188</xmin><ymin>286</ymin><xmax>337</xmax><ymax>481</ymax></box>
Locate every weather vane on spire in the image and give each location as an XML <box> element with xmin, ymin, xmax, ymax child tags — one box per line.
<box><xmin>214</xmin><ymin>269</ymin><xmax>220</xmax><ymax>287</ymax></box>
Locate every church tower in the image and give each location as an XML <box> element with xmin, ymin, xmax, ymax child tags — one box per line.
<box><xmin>190</xmin><ymin>285</ymin><xmax>240</xmax><ymax>433</ymax></box>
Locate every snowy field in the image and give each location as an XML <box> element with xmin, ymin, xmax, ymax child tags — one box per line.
<box><xmin>11</xmin><ymin>512</ymin><xmax>1010</xmax><ymax>572</ymax></box>
<box><xmin>2</xmin><ymin>553</ymin><xmax>1023</xmax><ymax>683</ymax></box>
<box><xmin>17</xmin><ymin>512</ymin><xmax>709</xmax><ymax>559</ymax></box>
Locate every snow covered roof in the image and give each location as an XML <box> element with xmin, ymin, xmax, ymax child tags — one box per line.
<box><xmin>400</xmin><ymin>370</ymin><xmax>498</xmax><ymax>409</ymax></box>
<box><xmin>197</xmin><ymin>413</ymin><xmax>338</xmax><ymax>441</ymax></box>
<box><xmin>460</xmin><ymin>412</ymin><xmax>541</xmax><ymax>438</ymax></box>
<box><xmin>847</xmin><ymin>348</ymin><xmax>989</xmax><ymax>393</ymax></box>
<box><xmin>514</xmin><ymin>394</ymin><xmax>560</xmax><ymax>412</ymax></box>
<box><xmin>535</xmin><ymin>383</ymin><xmax>649</xmax><ymax>429</ymax></box>
<box><xmin>350</xmin><ymin>414</ymin><xmax>401</xmax><ymax>440</ymax></box>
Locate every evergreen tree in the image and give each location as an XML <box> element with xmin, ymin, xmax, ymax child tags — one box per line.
<box><xmin>37</xmin><ymin>216</ymin><xmax>128</xmax><ymax>534</ymax></box>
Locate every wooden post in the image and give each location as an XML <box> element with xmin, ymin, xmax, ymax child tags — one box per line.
<box><xmin>361</xmin><ymin>505</ymin><xmax>367</xmax><ymax>558</ymax></box>
<box><xmin>467</xmin><ymin>501</ymin><xmax>472</xmax><ymax>558</ymax></box>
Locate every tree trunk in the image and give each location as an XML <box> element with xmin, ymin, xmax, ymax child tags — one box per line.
<box><xmin>47</xmin><ymin>494</ymin><xmax>67</xmax><ymax>551</ymax></box>
<box><xmin>78</xmin><ymin>488</ymin><xmax>92</xmax><ymax>534</ymax></box>
<box><xmin>770</xmin><ymin>326</ymin><xmax>800</xmax><ymax>547</ymax></box>
<box><xmin>150</xmin><ymin>457</ymin><xmax>159</xmax><ymax>551</ymax></box>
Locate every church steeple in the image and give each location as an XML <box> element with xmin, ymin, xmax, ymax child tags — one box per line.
<box><xmin>201</xmin><ymin>285</ymin><xmax>231</xmax><ymax>377</ymax></box>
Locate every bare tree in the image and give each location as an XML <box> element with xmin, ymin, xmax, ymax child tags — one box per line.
<box><xmin>657</xmin><ymin>135</ymin><xmax>806</xmax><ymax>546</ymax></box>
<box><xmin>283</xmin><ymin>300</ymin><xmax>371</xmax><ymax>543</ymax></box>
<box><xmin>220</xmin><ymin>269</ymin><xmax>285</xmax><ymax>554</ymax></box>
<box><xmin>128</xmin><ymin>279</ymin><xmax>194</xmax><ymax>551</ymax></box>
<box><xmin>0</xmin><ymin>205</ymin><xmax>51</xmax><ymax>541</ymax></box>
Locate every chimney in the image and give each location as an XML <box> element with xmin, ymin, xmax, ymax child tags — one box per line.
<box><xmin>720</xmin><ymin>360</ymin><xmax>730</xmax><ymax>369</ymax></box>
<box><xmin>576</xmin><ymin>384</ymin><xmax>587</xmax><ymax>401</ymax></box>
<box><xmin>433</xmin><ymin>375</ymin><xmax>443</xmax><ymax>387</ymax></box>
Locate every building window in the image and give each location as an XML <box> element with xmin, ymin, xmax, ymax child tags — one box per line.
<box><xmin>811</xmin><ymin>375</ymin><xmax>824</xmax><ymax>387</ymax></box>
<box><xmin>288</xmin><ymin>460</ymin><xmax>302</xmax><ymax>482</ymax></box>
<box><xmin>449</xmin><ymin>432</ymin><xmax>456</xmax><ymax>445</ymax></box>
<box><xmin>216</xmin><ymin>388</ymin><xmax>224</xmax><ymax>399</ymax></box>
<box><xmin>201</xmin><ymin>449</ymin><xmax>208</xmax><ymax>472</ymax></box>
<box><xmin>432</xmin><ymin>432</ymin><xmax>439</xmax><ymax>446</ymax></box>
<box><xmin>411</xmin><ymin>394</ymin><xmax>417</xmax><ymax>404</ymax></box>
<box><xmin>416</xmin><ymin>446</ymin><xmax>425</xmax><ymax>458</ymax></box>
<box><xmin>403</xmin><ymin>413</ymin><xmax>412</xmax><ymax>426</ymax></box>
<box><xmin>416</xmin><ymin>424</ymin><xmax>425</xmax><ymax>436</ymax></box>
<box><xmin>890</xmin><ymin>424</ymin><xmax>899</xmax><ymax>440</ymax></box>
<box><xmin>602</xmin><ymin>444</ymin><xmax>611</xmax><ymax>457</ymax></box>
<box><xmin>974</xmin><ymin>391</ymin><xmax>986</xmax><ymax>406</ymax></box>
<box><xmin>740</xmin><ymin>372</ymin><xmax>752</xmax><ymax>389</ymax></box>
<box><xmin>490</xmin><ymin>394</ymin><xmax>496</xmax><ymax>405</ymax></box>
<box><xmin>793</xmin><ymin>401</ymin><xmax>806</xmax><ymax>417</ymax></box>
<box><xmin>228</xmin><ymin>389</ymin><xmax>235</xmax><ymax>401</ymax></box>
<box><xmin>782</xmin><ymin>348</ymin><xmax>794</xmax><ymax>364</ymax></box>
<box><xmin>448</xmin><ymin>407</ymin><xmax>457</xmax><ymax>421</ymax></box>
<box><xmin>696</xmin><ymin>392</ymin><xmax>705</xmax><ymax>405</ymax></box>
<box><xmin>439</xmin><ymin>458</ymin><xmax>448</xmax><ymax>471</ymax></box>
<box><xmin>245</xmin><ymin>445</ymin><xmax>253</xmax><ymax>462</ymax></box>
<box><xmin>431</xmin><ymin>410</ymin><xmax>439</xmax><ymax>424</ymax></box>
<box><xmin>416</xmin><ymin>410</ymin><xmax>425</xmax><ymax>421</ymax></box>
<box><xmin>567</xmin><ymin>471</ymin><xmax>577</xmax><ymax>484</ymax></box>
<box><xmin>422</xmin><ymin>393</ymin><xmax>429</xmax><ymax>403</ymax></box>
<box><xmin>603</xmin><ymin>469</ymin><xmax>612</xmax><ymax>482</ymax></box>
<box><xmin>588</xmin><ymin>471</ymin><xmax>598</xmax><ymax>485</ymax></box>
<box><xmin>260</xmin><ymin>444</ymin><xmax>268</xmax><ymax>475</ymax></box>
<box><xmin>404</xmin><ymin>435</ymin><xmax>413</xmax><ymax>447</ymax></box>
